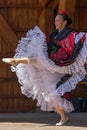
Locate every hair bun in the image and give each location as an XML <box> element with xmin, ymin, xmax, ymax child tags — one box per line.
<box><xmin>58</xmin><ymin>11</ymin><xmax>72</xmax><ymax>26</ymax></box>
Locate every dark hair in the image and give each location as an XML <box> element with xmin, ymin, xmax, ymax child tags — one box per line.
<box><xmin>58</xmin><ymin>12</ymin><xmax>72</xmax><ymax>26</ymax></box>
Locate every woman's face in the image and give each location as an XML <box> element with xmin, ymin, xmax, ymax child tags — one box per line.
<box><xmin>54</xmin><ymin>15</ymin><xmax>67</xmax><ymax>31</ymax></box>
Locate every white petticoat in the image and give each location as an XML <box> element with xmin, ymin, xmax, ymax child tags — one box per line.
<box><xmin>11</xmin><ymin>26</ymin><xmax>87</xmax><ymax>112</ymax></box>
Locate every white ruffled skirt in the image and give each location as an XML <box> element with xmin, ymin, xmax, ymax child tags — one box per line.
<box><xmin>11</xmin><ymin>26</ymin><xmax>87</xmax><ymax>112</ymax></box>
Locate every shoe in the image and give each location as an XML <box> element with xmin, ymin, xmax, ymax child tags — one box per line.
<box><xmin>56</xmin><ymin>116</ymin><xmax>69</xmax><ymax>126</ymax></box>
<box><xmin>2</xmin><ymin>58</ymin><xmax>17</xmax><ymax>66</ymax></box>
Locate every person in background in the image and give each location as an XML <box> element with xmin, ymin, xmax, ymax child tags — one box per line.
<box><xmin>2</xmin><ymin>11</ymin><xmax>87</xmax><ymax>126</ymax></box>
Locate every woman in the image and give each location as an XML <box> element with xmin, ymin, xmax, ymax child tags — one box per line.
<box><xmin>2</xmin><ymin>12</ymin><xmax>87</xmax><ymax>126</ymax></box>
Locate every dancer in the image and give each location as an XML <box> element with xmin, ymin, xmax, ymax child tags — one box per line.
<box><xmin>2</xmin><ymin>11</ymin><xmax>87</xmax><ymax>126</ymax></box>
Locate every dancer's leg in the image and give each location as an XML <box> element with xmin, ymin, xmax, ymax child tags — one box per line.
<box><xmin>2</xmin><ymin>57</ymin><xmax>28</xmax><ymax>66</ymax></box>
<box><xmin>51</xmin><ymin>100</ymin><xmax>69</xmax><ymax>125</ymax></box>
<box><xmin>54</xmin><ymin>104</ymin><xmax>67</xmax><ymax>120</ymax></box>
<box><xmin>2</xmin><ymin>57</ymin><xmax>36</xmax><ymax>65</ymax></box>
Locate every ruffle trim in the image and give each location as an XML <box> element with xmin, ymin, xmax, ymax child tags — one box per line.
<box><xmin>11</xmin><ymin>26</ymin><xmax>87</xmax><ymax>112</ymax></box>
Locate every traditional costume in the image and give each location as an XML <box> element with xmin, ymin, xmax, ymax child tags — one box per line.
<box><xmin>5</xmin><ymin>25</ymin><xmax>86</xmax><ymax>113</ymax></box>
